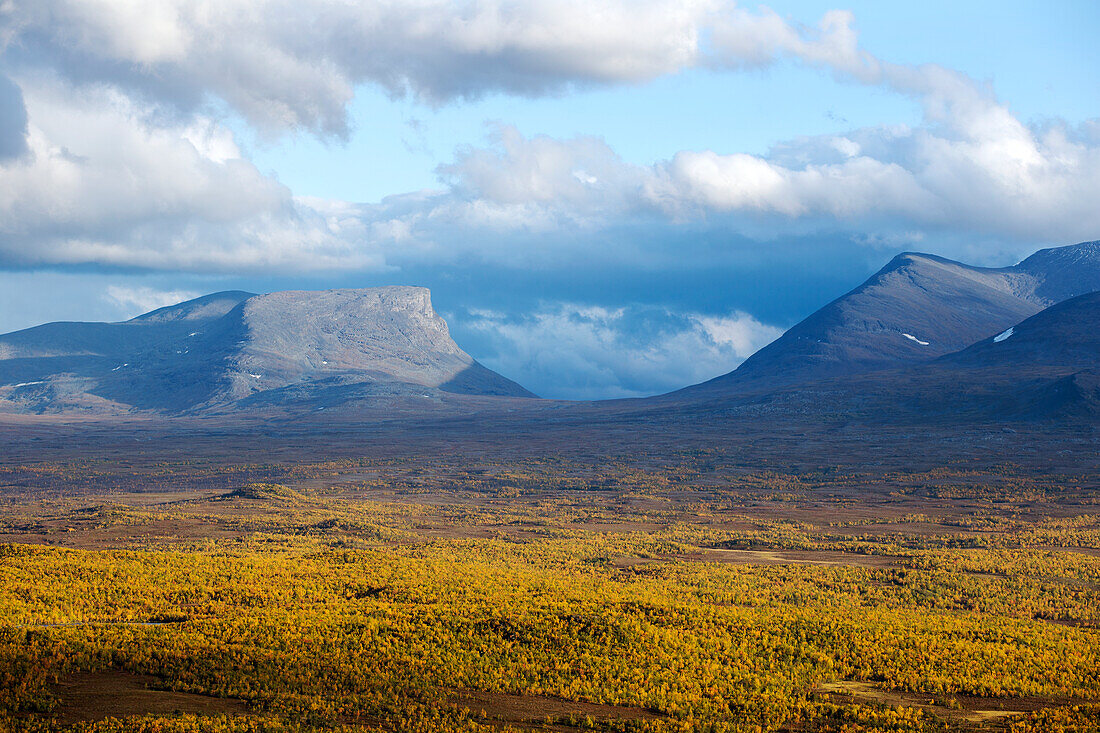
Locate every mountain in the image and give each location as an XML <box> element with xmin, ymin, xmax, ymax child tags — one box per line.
<box><xmin>845</xmin><ymin>291</ymin><xmax>1100</xmax><ymax>422</ymax></box>
<box><xmin>1013</xmin><ymin>240</ymin><xmax>1100</xmax><ymax>303</ymax></box>
<box><xmin>940</xmin><ymin>290</ymin><xmax>1100</xmax><ymax>371</ymax></box>
<box><xmin>654</xmin><ymin>291</ymin><xmax>1100</xmax><ymax>425</ymax></box>
<box><xmin>901</xmin><ymin>291</ymin><xmax>1100</xmax><ymax>421</ymax></box>
<box><xmin>128</xmin><ymin>291</ymin><xmax>258</xmax><ymax>324</ymax></box>
<box><xmin>679</xmin><ymin>240</ymin><xmax>1100</xmax><ymax>395</ymax></box>
<box><xmin>0</xmin><ymin>287</ymin><xmax>534</xmax><ymax>415</ymax></box>
<box><xmin>3</xmin><ymin>241</ymin><xmax>1098</xmax><ymax>422</ymax></box>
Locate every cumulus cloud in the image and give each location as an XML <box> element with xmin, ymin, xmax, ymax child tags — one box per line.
<box><xmin>7</xmin><ymin>110</ymin><xmax>1098</xmax><ymax>273</ymax></box>
<box><xmin>0</xmin><ymin>2</ymin><xmax>1096</xmax><ymax>274</ymax></box>
<box><xmin>441</xmin><ymin>126</ymin><xmax>646</xmax><ymax>216</ymax></box>
<box><xmin>0</xmin><ymin>1</ymin><xmax>935</xmax><ymax>139</ymax></box>
<box><xmin>433</xmin><ymin>87</ymin><xmax>1100</xmax><ymax>242</ymax></box>
<box><xmin>1</xmin><ymin>0</ymin><xmax>731</xmax><ymax>136</ymax></box>
<box><xmin>464</xmin><ymin>303</ymin><xmax>781</xmax><ymax>399</ymax></box>
<box><xmin>0</xmin><ymin>75</ymin><xmax>383</xmax><ymax>272</ymax></box>
<box><xmin>363</xmin><ymin>110</ymin><xmax>1100</xmax><ymax>251</ymax></box>
<box><xmin>639</xmin><ymin>40</ymin><xmax>1100</xmax><ymax>242</ymax></box>
<box><xmin>104</xmin><ymin>285</ymin><xmax>202</xmax><ymax>317</ymax></box>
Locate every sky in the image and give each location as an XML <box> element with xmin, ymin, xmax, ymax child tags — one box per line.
<box><xmin>0</xmin><ymin>1</ymin><xmax>1098</xmax><ymax>399</ymax></box>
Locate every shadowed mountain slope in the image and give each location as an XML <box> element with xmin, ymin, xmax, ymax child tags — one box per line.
<box><xmin>677</xmin><ymin>240</ymin><xmax>1100</xmax><ymax>395</ymax></box>
<box><xmin>0</xmin><ymin>287</ymin><xmax>533</xmax><ymax>414</ymax></box>
<box><xmin>648</xmin><ymin>291</ymin><xmax>1100</xmax><ymax>425</ymax></box>
<box><xmin>848</xmin><ymin>291</ymin><xmax>1100</xmax><ymax>422</ymax></box>
<box><xmin>941</xmin><ymin>290</ymin><xmax>1100</xmax><ymax>370</ymax></box>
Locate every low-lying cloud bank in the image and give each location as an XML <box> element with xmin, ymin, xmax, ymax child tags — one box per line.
<box><xmin>458</xmin><ymin>303</ymin><xmax>781</xmax><ymax>400</ymax></box>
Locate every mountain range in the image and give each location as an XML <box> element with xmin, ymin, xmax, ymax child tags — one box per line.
<box><xmin>1</xmin><ymin>240</ymin><xmax>1098</xmax><ymax>423</ymax></box>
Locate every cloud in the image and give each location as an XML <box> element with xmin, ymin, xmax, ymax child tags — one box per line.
<box><xmin>6</xmin><ymin>109</ymin><xmax>1097</xmax><ymax>274</ymax></box>
<box><xmin>1</xmin><ymin>0</ymin><xmax>730</xmax><ymax>136</ymax></box>
<box><xmin>464</xmin><ymin>303</ymin><xmax>781</xmax><ymax>399</ymax></box>
<box><xmin>0</xmin><ymin>74</ymin><xmax>28</xmax><ymax>160</ymax></box>
<box><xmin>0</xmin><ymin>76</ymin><xmax>384</xmax><ymax>272</ymax></box>
<box><xmin>440</xmin><ymin>126</ymin><xmax>645</xmax><ymax>216</ymax></box>
<box><xmin>104</xmin><ymin>285</ymin><xmax>201</xmax><ymax>317</ymax></box>
<box><xmin>0</xmin><ymin>3</ymin><xmax>1096</xmax><ymax>276</ymax></box>
<box><xmin>378</xmin><ymin>110</ymin><xmax>1100</xmax><ymax>252</ymax></box>
<box><xmin>0</xmin><ymin>1</ymin><xmax>921</xmax><ymax>139</ymax></box>
<box><xmin>657</xmin><ymin>116</ymin><xmax>1100</xmax><ymax>240</ymax></box>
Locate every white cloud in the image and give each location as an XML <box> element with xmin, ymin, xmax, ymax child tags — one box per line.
<box><xmin>0</xmin><ymin>76</ymin><xmax>383</xmax><ymax>272</ymax></box>
<box><xmin>647</xmin><ymin>118</ymin><xmax>1100</xmax><ymax>240</ymax></box>
<box><xmin>104</xmin><ymin>285</ymin><xmax>202</xmax><ymax>317</ymax></box>
<box><xmin>441</xmin><ymin>126</ymin><xmax>644</xmax><ymax>214</ymax></box>
<box><xmin>465</xmin><ymin>303</ymin><xmax>781</xmax><ymax>399</ymax></box>
<box><xmin>0</xmin><ymin>1</ymin><xmax>938</xmax><ymax>139</ymax></box>
<box><xmin>406</xmin><ymin>110</ymin><xmax>1100</xmax><ymax>246</ymax></box>
<box><xmin>2</xmin><ymin>0</ymin><xmax>733</xmax><ymax>136</ymax></box>
<box><xmin>0</xmin><ymin>3</ymin><xmax>1096</xmax><ymax>275</ymax></box>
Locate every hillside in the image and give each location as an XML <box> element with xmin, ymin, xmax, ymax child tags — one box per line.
<box><xmin>676</xmin><ymin>240</ymin><xmax>1100</xmax><ymax>395</ymax></box>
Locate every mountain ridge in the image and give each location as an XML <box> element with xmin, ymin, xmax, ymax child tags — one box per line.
<box><xmin>650</xmin><ymin>289</ymin><xmax>1100</xmax><ymax>425</ymax></box>
<box><xmin>674</xmin><ymin>240</ymin><xmax>1100</xmax><ymax>397</ymax></box>
<box><xmin>2</xmin><ymin>240</ymin><xmax>1099</xmax><ymax>422</ymax></box>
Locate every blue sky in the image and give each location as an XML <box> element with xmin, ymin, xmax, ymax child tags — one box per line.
<box><xmin>243</xmin><ymin>1</ymin><xmax>1098</xmax><ymax>202</ymax></box>
<box><xmin>0</xmin><ymin>1</ymin><xmax>1098</xmax><ymax>398</ymax></box>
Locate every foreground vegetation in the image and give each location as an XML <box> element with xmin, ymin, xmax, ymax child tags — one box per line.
<box><xmin>1</xmin><ymin>458</ymin><xmax>1099</xmax><ymax>732</ymax></box>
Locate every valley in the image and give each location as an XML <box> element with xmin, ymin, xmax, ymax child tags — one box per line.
<box><xmin>6</xmin><ymin>6</ymin><xmax>1098</xmax><ymax>731</ymax></box>
<box><xmin>1</xmin><ymin>423</ymin><xmax>1099</xmax><ymax>732</ymax></box>
<box><xmin>2</xmin><ymin>241</ymin><xmax>1100</xmax><ymax>732</ymax></box>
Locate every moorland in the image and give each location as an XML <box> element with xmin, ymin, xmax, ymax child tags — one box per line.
<box><xmin>1</xmin><ymin>415</ymin><xmax>1098</xmax><ymax>733</ymax></box>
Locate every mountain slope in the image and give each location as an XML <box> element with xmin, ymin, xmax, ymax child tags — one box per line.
<box><xmin>1014</xmin><ymin>240</ymin><xmax>1100</xmax><ymax>303</ymax></box>
<box><xmin>655</xmin><ymin>292</ymin><xmax>1100</xmax><ymax>425</ymax></box>
<box><xmin>0</xmin><ymin>287</ymin><xmax>534</xmax><ymax>414</ymax></box>
<box><xmin>864</xmin><ymin>291</ymin><xmax>1100</xmax><ymax>421</ymax></box>
<box><xmin>936</xmin><ymin>290</ymin><xmax>1100</xmax><ymax>371</ymax></box>
<box><xmin>679</xmin><ymin>240</ymin><xmax>1100</xmax><ymax>395</ymax></box>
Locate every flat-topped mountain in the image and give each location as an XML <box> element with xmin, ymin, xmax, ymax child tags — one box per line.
<box><xmin>678</xmin><ymin>240</ymin><xmax>1100</xmax><ymax>395</ymax></box>
<box><xmin>0</xmin><ymin>287</ymin><xmax>533</xmax><ymax>414</ymax></box>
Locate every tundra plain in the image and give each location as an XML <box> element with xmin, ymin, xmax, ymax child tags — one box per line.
<box><xmin>1</xmin><ymin>416</ymin><xmax>1098</xmax><ymax>733</ymax></box>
